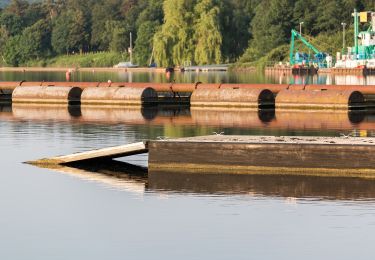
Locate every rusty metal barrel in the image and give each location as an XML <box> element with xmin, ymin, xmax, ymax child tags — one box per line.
<box><xmin>190</xmin><ymin>88</ymin><xmax>275</xmax><ymax>108</ymax></box>
<box><xmin>12</xmin><ymin>86</ymin><xmax>82</xmax><ymax>104</ymax></box>
<box><xmin>81</xmin><ymin>86</ymin><xmax>158</xmax><ymax>105</ymax></box>
<box><xmin>275</xmin><ymin>89</ymin><xmax>365</xmax><ymax>109</ymax></box>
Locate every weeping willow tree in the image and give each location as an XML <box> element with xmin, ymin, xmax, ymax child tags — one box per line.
<box><xmin>153</xmin><ymin>0</ymin><xmax>196</xmax><ymax>67</ymax></box>
<box><xmin>193</xmin><ymin>0</ymin><xmax>222</xmax><ymax>65</ymax></box>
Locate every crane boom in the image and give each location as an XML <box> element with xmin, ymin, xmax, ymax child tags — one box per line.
<box><xmin>290</xmin><ymin>29</ymin><xmax>320</xmax><ymax>65</ymax></box>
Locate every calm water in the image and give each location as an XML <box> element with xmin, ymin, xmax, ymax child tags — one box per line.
<box><xmin>1</xmin><ymin>69</ymin><xmax>375</xmax><ymax>85</ymax></box>
<box><xmin>1</xmin><ymin>71</ymin><xmax>375</xmax><ymax>260</ymax></box>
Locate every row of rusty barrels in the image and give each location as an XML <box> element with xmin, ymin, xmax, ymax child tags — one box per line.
<box><xmin>12</xmin><ymin>86</ymin><xmax>158</xmax><ymax>106</ymax></box>
<box><xmin>10</xmin><ymin>85</ymin><xmax>368</xmax><ymax>109</ymax></box>
<box><xmin>3</xmin><ymin>81</ymin><xmax>375</xmax><ymax>94</ymax></box>
<box><xmin>190</xmin><ymin>88</ymin><xmax>366</xmax><ymax>109</ymax></box>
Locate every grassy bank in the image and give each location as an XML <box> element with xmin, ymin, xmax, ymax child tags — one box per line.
<box><xmin>24</xmin><ymin>52</ymin><xmax>128</xmax><ymax>68</ymax></box>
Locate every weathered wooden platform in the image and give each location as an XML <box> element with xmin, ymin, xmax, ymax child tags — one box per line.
<box><xmin>148</xmin><ymin>135</ymin><xmax>375</xmax><ymax>176</ymax></box>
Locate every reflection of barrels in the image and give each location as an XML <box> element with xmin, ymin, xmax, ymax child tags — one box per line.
<box><xmin>80</xmin><ymin>106</ymin><xmax>148</xmax><ymax>124</ymax></box>
<box><xmin>0</xmin><ymin>104</ymin><xmax>12</xmax><ymax>113</ymax></box>
<box><xmin>348</xmin><ymin>111</ymin><xmax>366</xmax><ymax>124</ymax></box>
<box><xmin>191</xmin><ymin>88</ymin><xmax>275</xmax><ymax>108</ymax></box>
<box><xmin>12</xmin><ymin>86</ymin><xmax>82</xmax><ymax>104</ymax></box>
<box><xmin>258</xmin><ymin>109</ymin><xmax>275</xmax><ymax>123</ymax></box>
<box><xmin>276</xmin><ymin>90</ymin><xmax>365</xmax><ymax>109</ymax></box>
<box><xmin>68</xmin><ymin>105</ymin><xmax>82</xmax><ymax>118</ymax></box>
<box><xmin>141</xmin><ymin>107</ymin><xmax>158</xmax><ymax>121</ymax></box>
<box><xmin>190</xmin><ymin>108</ymin><xmax>269</xmax><ymax>128</ymax></box>
<box><xmin>274</xmin><ymin>110</ymin><xmax>353</xmax><ymax>130</ymax></box>
<box><xmin>12</xmin><ymin>104</ymin><xmax>78</xmax><ymax>121</ymax></box>
<box><xmin>81</xmin><ymin>87</ymin><xmax>158</xmax><ymax>105</ymax></box>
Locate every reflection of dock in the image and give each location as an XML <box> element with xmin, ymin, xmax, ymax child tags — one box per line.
<box><xmin>47</xmin><ymin>161</ymin><xmax>147</xmax><ymax>194</ymax></box>
<box><xmin>149</xmin><ymin>172</ymin><xmax>375</xmax><ymax>200</ymax></box>
<box><xmin>37</xmin><ymin>157</ymin><xmax>375</xmax><ymax>200</ymax></box>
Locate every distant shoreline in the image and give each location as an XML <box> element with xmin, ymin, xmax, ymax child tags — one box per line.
<box><xmin>0</xmin><ymin>67</ymin><xmax>165</xmax><ymax>73</ymax></box>
<box><xmin>0</xmin><ymin>67</ymin><xmax>168</xmax><ymax>73</ymax></box>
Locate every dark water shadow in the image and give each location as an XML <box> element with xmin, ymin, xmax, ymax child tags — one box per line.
<box><xmin>68</xmin><ymin>105</ymin><xmax>82</xmax><ymax>118</ymax></box>
<box><xmin>66</xmin><ymin>159</ymin><xmax>148</xmax><ymax>181</ymax></box>
<box><xmin>0</xmin><ymin>103</ymin><xmax>12</xmax><ymax>112</ymax></box>
<box><xmin>148</xmin><ymin>171</ymin><xmax>375</xmax><ymax>201</ymax></box>
<box><xmin>258</xmin><ymin>109</ymin><xmax>275</xmax><ymax>123</ymax></box>
<box><xmin>43</xmin><ymin>158</ymin><xmax>375</xmax><ymax>201</ymax></box>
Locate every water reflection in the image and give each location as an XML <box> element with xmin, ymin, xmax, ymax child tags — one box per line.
<box><xmin>45</xmin><ymin>161</ymin><xmax>375</xmax><ymax>201</ymax></box>
<box><xmin>267</xmin><ymin>72</ymin><xmax>375</xmax><ymax>86</ymax></box>
<box><xmin>0</xmin><ymin>70</ymin><xmax>273</xmax><ymax>84</ymax></box>
<box><xmin>52</xmin><ymin>160</ymin><xmax>148</xmax><ymax>194</ymax></box>
<box><xmin>148</xmin><ymin>172</ymin><xmax>375</xmax><ymax>200</ymax></box>
<box><xmin>3</xmin><ymin>104</ymin><xmax>375</xmax><ymax>136</ymax></box>
<box><xmin>3</xmin><ymin>70</ymin><xmax>375</xmax><ymax>85</ymax></box>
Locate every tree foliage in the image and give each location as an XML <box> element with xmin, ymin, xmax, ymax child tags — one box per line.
<box><xmin>193</xmin><ymin>0</ymin><xmax>222</xmax><ymax>65</ymax></box>
<box><xmin>51</xmin><ymin>9</ymin><xmax>88</xmax><ymax>54</ymax></box>
<box><xmin>0</xmin><ymin>0</ymin><xmax>373</xmax><ymax>67</ymax></box>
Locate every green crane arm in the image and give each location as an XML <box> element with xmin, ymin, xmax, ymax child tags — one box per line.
<box><xmin>290</xmin><ymin>29</ymin><xmax>320</xmax><ymax>65</ymax></box>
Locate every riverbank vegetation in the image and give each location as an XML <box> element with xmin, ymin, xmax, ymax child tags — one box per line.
<box><xmin>25</xmin><ymin>51</ymin><xmax>127</xmax><ymax>67</ymax></box>
<box><xmin>0</xmin><ymin>0</ymin><xmax>373</xmax><ymax>68</ymax></box>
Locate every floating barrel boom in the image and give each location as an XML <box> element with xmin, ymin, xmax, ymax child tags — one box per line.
<box><xmin>12</xmin><ymin>86</ymin><xmax>82</xmax><ymax>104</ymax></box>
<box><xmin>191</xmin><ymin>88</ymin><xmax>275</xmax><ymax>108</ymax></box>
<box><xmin>81</xmin><ymin>87</ymin><xmax>158</xmax><ymax>106</ymax></box>
<box><xmin>276</xmin><ymin>89</ymin><xmax>365</xmax><ymax>109</ymax></box>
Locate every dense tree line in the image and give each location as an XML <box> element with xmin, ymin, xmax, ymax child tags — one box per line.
<box><xmin>0</xmin><ymin>0</ymin><xmax>374</xmax><ymax>67</ymax></box>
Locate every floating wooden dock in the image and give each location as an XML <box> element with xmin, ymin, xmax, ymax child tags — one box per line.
<box><xmin>148</xmin><ymin>135</ymin><xmax>375</xmax><ymax>177</ymax></box>
<box><xmin>265</xmin><ymin>66</ymin><xmax>318</xmax><ymax>75</ymax></box>
<box><xmin>29</xmin><ymin>135</ymin><xmax>375</xmax><ymax>177</ymax></box>
<box><xmin>331</xmin><ymin>67</ymin><xmax>375</xmax><ymax>76</ymax></box>
<box><xmin>265</xmin><ymin>67</ymin><xmax>292</xmax><ymax>74</ymax></box>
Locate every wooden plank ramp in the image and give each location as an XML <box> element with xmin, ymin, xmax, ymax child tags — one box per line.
<box><xmin>28</xmin><ymin>142</ymin><xmax>148</xmax><ymax>166</ymax></box>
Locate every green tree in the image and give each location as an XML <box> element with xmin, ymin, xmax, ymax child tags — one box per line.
<box><xmin>0</xmin><ymin>12</ymin><xmax>22</xmax><ymax>35</ymax></box>
<box><xmin>133</xmin><ymin>0</ymin><xmax>163</xmax><ymax>66</ymax></box>
<box><xmin>219</xmin><ymin>0</ymin><xmax>256</xmax><ymax>62</ymax></box>
<box><xmin>23</xmin><ymin>2</ymin><xmax>48</xmax><ymax>27</ymax></box>
<box><xmin>247</xmin><ymin>0</ymin><xmax>294</xmax><ymax>61</ymax></box>
<box><xmin>3</xmin><ymin>35</ymin><xmax>22</xmax><ymax>66</ymax></box>
<box><xmin>108</xmin><ymin>21</ymin><xmax>128</xmax><ymax>52</ymax></box>
<box><xmin>314</xmin><ymin>0</ymin><xmax>355</xmax><ymax>33</ymax></box>
<box><xmin>193</xmin><ymin>0</ymin><xmax>222</xmax><ymax>65</ymax></box>
<box><xmin>153</xmin><ymin>0</ymin><xmax>196</xmax><ymax>67</ymax></box>
<box><xmin>0</xmin><ymin>25</ymin><xmax>9</xmax><ymax>63</ymax></box>
<box><xmin>6</xmin><ymin>0</ymin><xmax>28</xmax><ymax>17</ymax></box>
<box><xmin>51</xmin><ymin>9</ymin><xmax>89</xmax><ymax>54</ymax></box>
<box><xmin>293</xmin><ymin>0</ymin><xmax>319</xmax><ymax>35</ymax></box>
<box><xmin>91</xmin><ymin>0</ymin><xmax>122</xmax><ymax>50</ymax></box>
<box><xmin>134</xmin><ymin>21</ymin><xmax>160</xmax><ymax>65</ymax></box>
<box><xmin>19</xmin><ymin>19</ymin><xmax>51</xmax><ymax>61</ymax></box>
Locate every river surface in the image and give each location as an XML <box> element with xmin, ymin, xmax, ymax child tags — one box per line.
<box><xmin>1</xmin><ymin>71</ymin><xmax>375</xmax><ymax>259</ymax></box>
<box><xmin>1</xmin><ymin>69</ymin><xmax>375</xmax><ymax>85</ymax></box>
